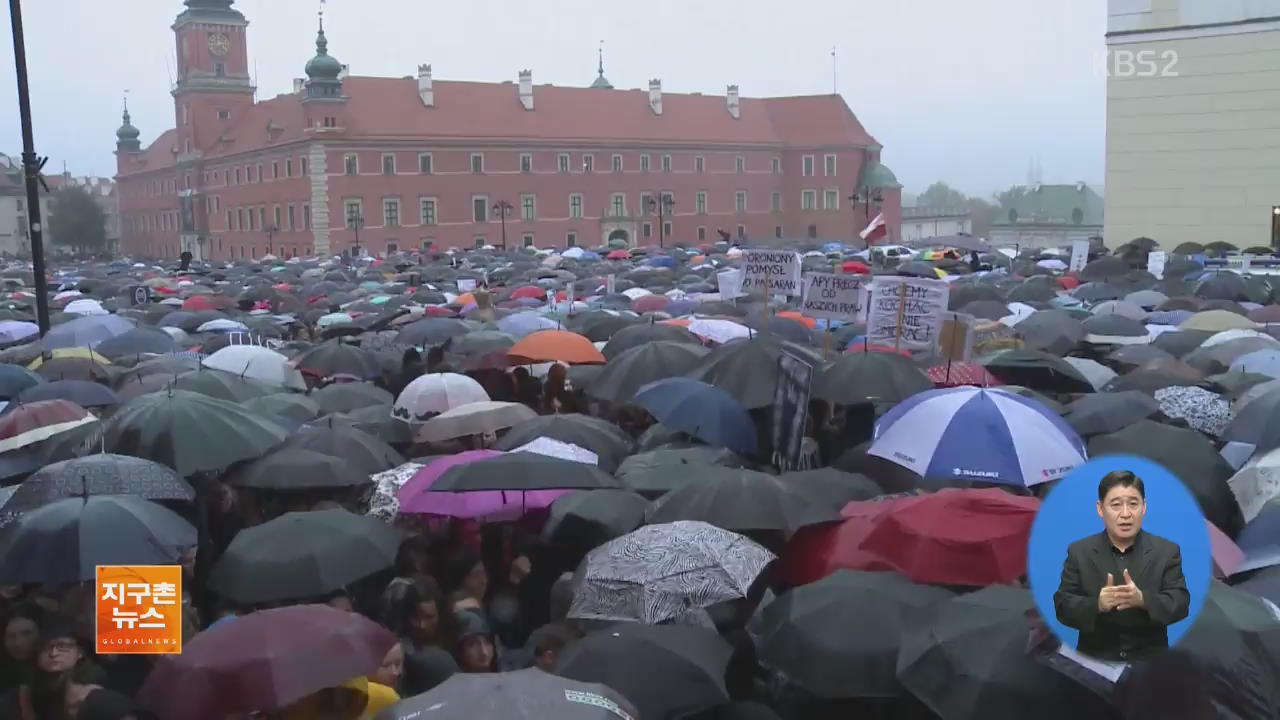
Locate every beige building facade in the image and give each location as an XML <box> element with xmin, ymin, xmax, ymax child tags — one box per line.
<box><xmin>1105</xmin><ymin>0</ymin><xmax>1280</xmax><ymax>249</ymax></box>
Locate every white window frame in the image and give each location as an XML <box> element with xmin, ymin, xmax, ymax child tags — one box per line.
<box><xmin>640</xmin><ymin>154</ymin><xmax>651</xmax><ymax>172</ymax></box>
<box><xmin>470</xmin><ymin>153</ymin><xmax>484</xmax><ymax>174</ymax></box>
<box><xmin>697</xmin><ymin>226</ymin><xmax>707</xmax><ymax>242</ymax></box>
<box><xmin>736</xmin><ymin>156</ymin><xmax>745</xmax><ymax>173</ymax></box>
<box><xmin>771</xmin><ymin>192</ymin><xmax>782</xmax><ymax>212</ymax></box>
<box><xmin>569</xmin><ymin>193</ymin><xmax>584</xmax><ymax>219</ymax></box>
<box><xmin>696</xmin><ymin>191</ymin><xmax>708</xmax><ymax>214</ymax></box>
<box><xmin>566</xmin><ymin>232</ymin><xmax>578</xmax><ymax>247</ymax></box>
<box><xmin>520</xmin><ymin>153</ymin><xmax>533</xmax><ymax>173</ymax></box>
<box><xmin>612</xmin><ymin>154</ymin><xmax>623</xmax><ymax>173</ymax></box>
<box><xmin>610</xmin><ymin>193</ymin><xmax>626</xmax><ymax>218</ymax></box>
<box><xmin>522</xmin><ymin>233</ymin><xmax>535</xmax><ymax>247</ymax></box>
<box><xmin>344</xmin><ymin>199</ymin><xmax>363</xmax><ymax>229</ymax></box>
<box><xmin>824</xmin><ymin>154</ymin><xmax>837</xmax><ymax>176</ymax></box>
<box><xmin>661</xmin><ymin>154</ymin><xmax>672</xmax><ymax>172</ymax></box>
<box><xmin>802</xmin><ymin>155</ymin><xmax>815</xmax><ymax>177</ymax></box>
<box><xmin>344</xmin><ymin>154</ymin><xmax>358</xmax><ymax>176</ymax></box>
<box><xmin>582</xmin><ymin>154</ymin><xmax>594</xmax><ymax>173</ymax></box>
<box><xmin>520</xmin><ymin>194</ymin><xmax>537</xmax><ymax>221</ymax></box>
<box><xmin>802</xmin><ymin>189</ymin><xmax>817</xmax><ymax>210</ymax></box>
<box><xmin>735</xmin><ymin>190</ymin><xmax>747</xmax><ymax>213</ymax></box>
<box><xmin>382</xmin><ymin>154</ymin><xmax>396</xmax><ymax>176</ymax></box>
<box><xmin>472</xmin><ymin>195</ymin><xmax>489</xmax><ymax>223</ymax></box>
<box><xmin>695</xmin><ymin>156</ymin><xmax>705</xmax><ymax>173</ymax></box>
<box><xmin>383</xmin><ymin>198</ymin><xmax>401</xmax><ymax>227</ymax></box>
<box><xmin>420</xmin><ymin>197</ymin><xmax>438</xmax><ymax>226</ymax></box>
<box><xmin>558</xmin><ymin>154</ymin><xmax>570</xmax><ymax>173</ymax></box>
<box><xmin>775</xmin><ymin>225</ymin><xmax>784</xmax><ymax>238</ymax></box>
<box><xmin>772</xmin><ymin>157</ymin><xmax>782</xmax><ymax>174</ymax></box>
<box><xmin>419</xmin><ymin>153</ymin><xmax>433</xmax><ymax>174</ymax></box>
<box><xmin>642</xmin><ymin>222</ymin><xmax>652</xmax><ymax>239</ymax></box>
<box><xmin>823</xmin><ymin>188</ymin><xmax>840</xmax><ymax>211</ymax></box>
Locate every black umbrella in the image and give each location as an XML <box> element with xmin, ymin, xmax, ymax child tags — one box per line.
<box><xmin>1113</xmin><ymin>582</ymin><xmax>1280</xmax><ymax>720</ymax></box>
<box><xmin>0</xmin><ymin>495</ymin><xmax>195</xmax><ymax>583</ymax></box>
<box><xmin>292</xmin><ymin>341</ymin><xmax>382</xmax><ymax>381</ymax></box>
<box><xmin>896</xmin><ymin>585</ymin><xmax>1115</xmax><ymax>720</ymax></box>
<box><xmin>14</xmin><ymin>380</ymin><xmax>120</xmax><ymax>408</ymax></box>
<box><xmin>1082</xmin><ymin>313</ymin><xmax>1150</xmax><ymax>342</ymax></box>
<box><xmin>687</xmin><ymin>338</ymin><xmax>822</xmax><ymax>409</ymax></box>
<box><xmin>585</xmin><ymin>341</ymin><xmax>709</xmax><ymax>406</ymax></box>
<box><xmin>615</xmin><ymin>447</ymin><xmax>744</xmax><ymax>497</ymax></box>
<box><xmin>1152</xmin><ymin>329</ymin><xmax>1215</xmax><ymax>357</ymax></box>
<box><xmin>1074</xmin><ymin>282</ymin><xmax>1124</xmax><ymax>302</ymax></box>
<box><xmin>1183</xmin><ymin>337</ymin><xmax>1276</xmax><ymax>375</ymax></box>
<box><xmin>1103</xmin><ymin>358</ymin><xmax>1206</xmax><ymax>394</ymax></box>
<box><xmin>431</xmin><ymin>451</ymin><xmax>620</xmax><ymax>492</ymax></box>
<box><xmin>1221</xmin><ymin>386</ymin><xmax>1280</xmax><ymax>452</ymax></box>
<box><xmin>981</xmin><ymin>349</ymin><xmax>1095</xmax><ymax>394</ymax></box>
<box><xmin>113</xmin><ymin>354</ymin><xmax>203</xmax><ymax>387</ymax></box>
<box><xmin>172</xmin><ymin>369</ymin><xmax>275</xmax><ymax>403</ymax></box>
<box><xmin>383</xmin><ymin>668</ymin><xmax>639</xmax><ymax>720</ymax></box>
<box><xmin>644</xmin><ymin>466</ymin><xmax>838</xmax><ymax>538</ymax></box>
<box><xmin>743</xmin><ymin>314</ymin><xmax>815</xmax><ymax>346</ymax></box>
<box><xmin>243</xmin><ymin>393</ymin><xmax>324</xmax><ymax>426</ymax></box>
<box><xmin>318</xmin><ymin>406</ymin><xmax>415</xmax><ymax>446</ymax></box>
<box><xmin>1061</xmin><ymin>391</ymin><xmax>1161</xmax><ymax>437</ymax></box>
<box><xmin>778</xmin><ymin>468</ymin><xmax>882</xmax><ymax>510</ymax></box>
<box><xmin>1236</xmin><ymin>566</ymin><xmax>1280</xmax><ymax>606</ymax></box>
<box><xmin>208</xmin><ymin>509</ymin><xmax>401</xmax><ymax>604</ymax></box>
<box><xmin>555</xmin><ymin>623</ymin><xmax>731</xmax><ymax>720</ymax></box>
<box><xmin>813</xmin><ymin>352</ymin><xmax>933</xmax><ymax>406</ymax></box>
<box><xmin>1089</xmin><ymin>420</ymin><xmax>1242</xmax><ymax>536</ymax></box>
<box><xmin>542</xmin><ymin>489</ymin><xmax>649</xmax><ymax>549</ymax></box>
<box><xmin>102</xmin><ymin>390</ymin><xmax>289</xmax><ymax>477</ymax></box>
<box><xmin>4</xmin><ymin>454</ymin><xmax>192</xmax><ymax>515</ymax></box>
<box><xmin>1014</xmin><ymin>310</ymin><xmax>1085</xmax><ymax>355</ymax></box>
<box><xmin>1106</xmin><ymin>344</ymin><xmax>1175</xmax><ymax>370</ymax></box>
<box><xmin>396</xmin><ymin>317</ymin><xmax>471</xmax><ymax>346</ymax></box>
<box><xmin>602</xmin><ymin>322</ymin><xmax>701</xmax><ymax>359</ymax></box>
<box><xmin>758</xmin><ymin>570</ymin><xmax>953</xmax><ymax>698</ymax></box>
<box><xmin>960</xmin><ymin>300</ymin><xmax>1011</xmax><ymax>321</ymax></box>
<box><xmin>493</xmin><ymin>414</ymin><xmax>633</xmax><ymax>473</ymax></box>
<box><xmin>226</xmin><ymin>447</ymin><xmax>370</xmax><ymax>490</ymax></box>
<box><xmin>1007</xmin><ymin>281</ymin><xmax>1056</xmax><ymax>303</ymax></box>
<box><xmin>309</xmin><ymin>382</ymin><xmax>395</xmax><ymax>415</ymax></box>
<box><xmin>1081</xmin><ymin>256</ymin><xmax>1129</xmax><ymax>281</ymax></box>
<box><xmin>1208</xmin><ymin>371</ymin><xmax>1274</xmax><ymax>399</ymax></box>
<box><xmin>0</xmin><ymin>364</ymin><xmax>42</xmax><ymax>400</ymax></box>
<box><xmin>94</xmin><ymin>327</ymin><xmax>179</xmax><ymax>359</ymax></box>
<box><xmin>1194</xmin><ymin>272</ymin><xmax>1246</xmax><ymax>301</ymax></box>
<box><xmin>285</xmin><ymin>422</ymin><xmax>405</xmax><ymax>474</ymax></box>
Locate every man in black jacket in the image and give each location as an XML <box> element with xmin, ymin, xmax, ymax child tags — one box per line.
<box><xmin>1053</xmin><ymin>469</ymin><xmax>1191</xmax><ymax>661</ymax></box>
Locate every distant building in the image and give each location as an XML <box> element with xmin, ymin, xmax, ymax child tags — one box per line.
<box><xmin>1105</xmin><ymin>0</ymin><xmax>1280</xmax><ymax>249</ymax></box>
<box><xmin>988</xmin><ymin>182</ymin><xmax>1104</xmax><ymax>250</ymax></box>
<box><xmin>46</xmin><ymin>174</ymin><xmax>121</xmax><ymax>255</ymax></box>
<box><xmin>0</xmin><ymin>154</ymin><xmax>54</xmax><ymax>258</ymax></box>
<box><xmin>900</xmin><ymin>206</ymin><xmax>972</xmax><ymax>243</ymax></box>
<box><xmin>114</xmin><ymin>0</ymin><xmax>904</xmax><ymax>261</ymax></box>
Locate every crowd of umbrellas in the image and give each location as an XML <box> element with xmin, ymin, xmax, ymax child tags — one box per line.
<box><xmin>0</xmin><ymin>236</ymin><xmax>1275</xmax><ymax>720</ymax></box>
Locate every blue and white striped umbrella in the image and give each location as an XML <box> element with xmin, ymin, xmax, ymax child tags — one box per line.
<box><xmin>869</xmin><ymin>387</ymin><xmax>1086</xmax><ymax>487</ymax></box>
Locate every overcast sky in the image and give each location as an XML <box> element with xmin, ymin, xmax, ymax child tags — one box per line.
<box><xmin>0</xmin><ymin>0</ymin><xmax>1106</xmax><ymax>198</ymax></box>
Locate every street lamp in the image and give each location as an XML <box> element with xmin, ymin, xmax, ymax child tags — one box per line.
<box><xmin>849</xmin><ymin>188</ymin><xmax>884</xmax><ymax>249</ymax></box>
<box><xmin>345</xmin><ymin>207</ymin><xmax>364</xmax><ymax>260</ymax></box>
<box><xmin>264</xmin><ymin>224</ymin><xmax>277</xmax><ymax>258</ymax></box>
<box><xmin>1272</xmin><ymin>206</ymin><xmax>1280</xmax><ymax>249</ymax></box>
<box><xmin>492</xmin><ymin>200</ymin><xmax>513</xmax><ymax>251</ymax></box>
<box><xmin>646</xmin><ymin>194</ymin><xmax>675</xmax><ymax>248</ymax></box>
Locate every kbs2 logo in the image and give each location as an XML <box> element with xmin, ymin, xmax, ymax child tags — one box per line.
<box><xmin>1096</xmin><ymin>49</ymin><xmax>1180</xmax><ymax>78</ymax></box>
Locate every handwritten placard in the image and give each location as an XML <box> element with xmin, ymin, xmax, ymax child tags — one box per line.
<box><xmin>1069</xmin><ymin>239</ymin><xmax>1090</xmax><ymax>273</ymax></box>
<box><xmin>742</xmin><ymin>250</ymin><xmax>803</xmax><ymax>297</ymax></box>
<box><xmin>866</xmin><ymin>276</ymin><xmax>951</xmax><ymax>353</ymax></box>
<box><xmin>801</xmin><ymin>273</ymin><xmax>865</xmax><ymax>322</ymax></box>
<box><xmin>606</xmin><ymin>274</ymin><xmax>616</xmax><ymax>295</ymax></box>
<box><xmin>1146</xmin><ymin>250</ymin><xmax>1166</xmax><ymax>279</ymax></box>
<box><xmin>716</xmin><ymin>268</ymin><xmax>746</xmax><ymax>300</ymax></box>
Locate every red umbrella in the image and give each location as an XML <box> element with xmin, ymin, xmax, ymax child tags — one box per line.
<box><xmin>782</xmin><ymin>488</ymin><xmax>1040</xmax><ymax>586</ymax></box>
<box><xmin>926</xmin><ymin>362</ymin><xmax>1003</xmax><ymax>387</ymax></box>
<box><xmin>842</xmin><ymin>260</ymin><xmax>871</xmax><ymax>275</ymax></box>
<box><xmin>632</xmin><ymin>295</ymin><xmax>670</xmax><ymax>314</ymax></box>
<box><xmin>510</xmin><ymin>285</ymin><xmax>546</xmax><ymax>301</ymax></box>
<box><xmin>844</xmin><ymin>342</ymin><xmax>912</xmax><ymax>357</ymax></box>
<box><xmin>1056</xmin><ymin>276</ymin><xmax>1081</xmax><ymax>290</ymax></box>
<box><xmin>422</xmin><ymin>305</ymin><xmax>457</xmax><ymax>318</ymax></box>
<box><xmin>0</xmin><ymin>399</ymin><xmax>96</xmax><ymax>453</ymax></box>
<box><xmin>1207</xmin><ymin>520</ymin><xmax>1243</xmax><ymax>578</ymax></box>
<box><xmin>138</xmin><ymin>604</ymin><xmax>395</xmax><ymax>720</ymax></box>
<box><xmin>607</xmin><ymin>249</ymin><xmax>631</xmax><ymax>260</ymax></box>
<box><xmin>182</xmin><ymin>295</ymin><xmax>220</xmax><ymax>312</ymax></box>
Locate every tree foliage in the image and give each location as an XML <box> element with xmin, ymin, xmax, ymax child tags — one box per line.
<box><xmin>917</xmin><ymin>181</ymin><xmax>970</xmax><ymax>210</ymax></box>
<box><xmin>993</xmin><ymin>185</ymin><xmax>1028</xmax><ymax>210</ymax></box>
<box><xmin>50</xmin><ymin>185</ymin><xmax>107</xmax><ymax>254</ymax></box>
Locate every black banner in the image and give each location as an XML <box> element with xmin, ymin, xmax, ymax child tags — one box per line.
<box><xmin>771</xmin><ymin>349</ymin><xmax>813</xmax><ymax>471</ymax></box>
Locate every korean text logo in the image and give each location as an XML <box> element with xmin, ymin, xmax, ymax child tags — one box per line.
<box><xmin>96</xmin><ymin>565</ymin><xmax>182</xmax><ymax>654</ymax></box>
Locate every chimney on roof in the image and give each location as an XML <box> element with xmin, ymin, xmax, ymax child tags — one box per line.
<box><xmin>648</xmin><ymin>79</ymin><xmax>663</xmax><ymax>115</ymax></box>
<box><xmin>1076</xmin><ymin>181</ymin><xmax>1086</xmax><ymax>192</ymax></box>
<box><xmin>518</xmin><ymin>69</ymin><xmax>534</xmax><ymax>110</ymax></box>
<box><xmin>293</xmin><ymin>78</ymin><xmax>305</xmax><ymax>93</ymax></box>
<box><xmin>418</xmin><ymin>64</ymin><xmax>434</xmax><ymax>107</ymax></box>
<box><xmin>337</xmin><ymin>65</ymin><xmax>349</xmax><ymax>80</ymax></box>
<box><xmin>726</xmin><ymin>84</ymin><xmax>740</xmax><ymax>119</ymax></box>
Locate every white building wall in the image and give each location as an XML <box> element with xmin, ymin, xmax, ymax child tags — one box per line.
<box><xmin>901</xmin><ymin>217</ymin><xmax>971</xmax><ymax>243</ymax></box>
<box><xmin>1105</xmin><ymin>0</ymin><xmax>1280</xmax><ymax>248</ymax></box>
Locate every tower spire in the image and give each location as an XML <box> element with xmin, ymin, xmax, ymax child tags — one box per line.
<box><xmin>590</xmin><ymin>40</ymin><xmax>613</xmax><ymax>89</ymax></box>
<box><xmin>598</xmin><ymin>40</ymin><xmax>604</xmax><ymax>76</ymax></box>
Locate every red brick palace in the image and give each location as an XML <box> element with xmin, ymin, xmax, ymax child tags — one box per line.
<box><xmin>116</xmin><ymin>0</ymin><xmax>903</xmax><ymax>260</ymax></box>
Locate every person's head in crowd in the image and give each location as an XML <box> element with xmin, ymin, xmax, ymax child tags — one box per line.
<box><xmin>445</xmin><ymin>550</ymin><xmax>488</xmax><ymax>605</ymax></box>
<box><xmin>35</xmin><ymin>616</ymin><xmax>89</xmax><ymax>676</ymax></box>
<box><xmin>325</xmin><ymin>590</ymin><xmax>354</xmax><ymax>613</ymax></box>
<box><xmin>380</xmin><ymin>577</ymin><xmax>456</xmax><ymax>651</ymax></box>
<box><xmin>453</xmin><ymin>611</ymin><xmax>496</xmax><ymax>673</ymax></box>
<box><xmin>74</xmin><ymin>687</ymin><xmax>151</xmax><ymax>720</ymax></box>
<box><xmin>369</xmin><ymin>642</ymin><xmax>404</xmax><ymax>691</ymax></box>
<box><xmin>4</xmin><ymin>604</ymin><xmax>42</xmax><ymax>665</ymax></box>
<box><xmin>400</xmin><ymin>647</ymin><xmax>457</xmax><ymax>697</ymax></box>
<box><xmin>282</xmin><ymin>677</ymin><xmax>367</xmax><ymax>720</ymax></box>
<box><xmin>395</xmin><ymin>536</ymin><xmax>432</xmax><ymax>578</ymax></box>
<box><xmin>528</xmin><ymin>624</ymin><xmax>576</xmax><ymax>672</ymax></box>
<box><xmin>426</xmin><ymin>346</ymin><xmax>446</xmax><ymax>369</ymax></box>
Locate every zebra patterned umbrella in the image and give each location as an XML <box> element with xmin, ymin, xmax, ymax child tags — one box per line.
<box><xmin>569</xmin><ymin>520</ymin><xmax>775</xmax><ymax>625</ymax></box>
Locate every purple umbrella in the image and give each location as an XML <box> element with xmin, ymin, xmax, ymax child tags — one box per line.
<box><xmin>396</xmin><ymin>450</ymin><xmax>567</xmax><ymax>519</ymax></box>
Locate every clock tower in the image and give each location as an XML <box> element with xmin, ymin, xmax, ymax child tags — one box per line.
<box><xmin>172</xmin><ymin>0</ymin><xmax>255</xmax><ymax>156</ymax></box>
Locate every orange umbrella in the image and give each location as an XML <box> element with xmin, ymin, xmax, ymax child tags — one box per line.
<box><xmin>776</xmin><ymin>311</ymin><xmax>817</xmax><ymax>329</ymax></box>
<box><xmin>659</xmin><ymin>318</ymin><xmax>693</xmax><ymax>328</ymax></box>
<box><xmin>507</xmin><ymin>330</ymin><xmax>605</xmax><ymax>364</ymax></box>
<box><xmin>454</xmin><ymin>292</ymin><xmax>476</xmax><ymax>306</ymax></box>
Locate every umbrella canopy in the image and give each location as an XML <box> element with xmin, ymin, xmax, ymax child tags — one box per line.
<box><xmin>41</xmin><ymin>313</ymin><xmax>134</xmax><ymax>350</ymax></box>
<box><xmin>782</xmin><ymin>488</ymin><xmax>1040</xmax><ymax>587</ymax></box>
<box><xmin>492</xmin><ymin>414</ymin><xmax>633</xmax><ymax>473</ymax></box>
<box><xmin>896</xmin><ymin>585</ymin><xmax>1114</xmax><ymax>720</ymax></box>
<box><xmin>869</xmin><ymin>387</ymin><xmax>1086</xmax><ymax>487</ymax></box>
<box><xmin>171</xmin><ymin>369</ymin><xmax>276</xmax><ymax>403</ymax></box>
<box><xmin>687</xmin><ymin>338</ymin><xmax>822</xmax><ymax>409</ymax></box>
<box><xmin>284</xmin><ymin>423</ymin><xmax>405</xmax><ymax>474</ymax></box>
<box><xmin>397</xmin><ymin>450</ymin><xmax>567</xmax><ymax>519</ymax></box>
<box><xmin>94</xmin><ymin>326</ymin><xmax>180</xmax><ymax>359</ymax></box>
<box><xmin>1235</xmin><ymin>499</ymin><xmax>1280</xmax><ymax>573</ymax></box>
<box><xmin>243</xmin><ymin>392</ymin><xmax>324</xmax><ymax>427</ymax></box>
<box><xmin>14</xmin><ymin>379</ymin><xmax>119</xmax><ymax>408</ymax></box>
<box><xmin>138</xmin><ymin>604</ymin><xmax>396</xmax><ymax>720</ymax></box>
<box><xmin>4</xmin><ymin>454</ymin><xmax>192</xmax><ymax>515</ymax></box>
<box><xmin>291</xmin><ymin>340</ymin><xmax>382</xmax><ymax>381</ymax></box>
<box><xmin>508</xmin><ymin>329</ymin><xmax>606</xmax><ymax>364</ymax></box>
<box><xmin>813</xmin><ymin>352</ymin><xmax>933</xmax><ymax>406</ymax></box>
<box><xmin>633</xmin><ymin>377</ymin><xmax>757</xmax><ymax>454</ymax></box>
<box><xmin>1061</xmin><ymin>391</ymin><xmax>1161</xmax><ymax>437</ymax></box>
<box><xmin>602</xmin><ymin>322</ymin><xmax>701</xmax><ymax>359</ymax></box>
<box><xmin>645</xmin><ymin>466</ymin><xmax>838</xmax><ymax>537</ymax></box>
<box><xmin>778</xmin><ymin>467</ymin><xmax>882</xmax><ymax>510</ymax></box>
<box><xmin>0</xmin><ymin>495</ymin><xmax>195</xmax><ymax>583</ymax></box>
<box><xmin>392</xmin><ymin>373</ymin><xmax>490</xmax><ymax>422</ymax></box>
<box><xmin>757</xmin><ymin>570</ymin><xmax>953</xmax><ymax>699</ymax></box>
<box><xmin>416</xmin><ymin>400</ymin><xmax>537</xmax><ymax>443</ymax></box>
<box><xmin>1153</xmin><ymin>386</ymin><xmax>1231</xmax><ymax>436</ymax></box>
<box><xmin>542</xmin><ymin>489</ymin><xmax>650</xmax><ymax>548</ymax></box>
<box><xmin>1011</xmin><ymin>310</ymin><xmax>1084</xmax><ymax>355</ymax></box>
<box><xmin>384</xmin><ymin>668</ymin><xmax>639</xmax><ymax>720</ymax></box>
<box><xmin>225</xmin><ymin>447</ymin><xmax>370</xmax><ymax>490</ymax></box>
<box><xmin>1089</xmin><ymin>420</ymin><xmax>1242</xmax><ymax>536</ymax></box>
<box><xmin>0</xmin><ymin>399</ymin><xmax>96</xmax><ymax>453</ymax></box>
<box><xmin>1112</xmin><ymin>583</ymin><xmax>1280</xmax><ymax>720</ymax></box>
<box><xmin>569</xmin><ymin>521</ymin><xmax>775</xmax><ymax>625</ymax></box>
<box><xmin>980</xmin><ymin>349</ymin><xmax>1096</xmax><ymax>394</ymax></box>
<box><xmin>585</xmin><ymin>341</ymin><xmax>709</xmax><ymax>405</ymax></box>
<box><xmin>555</xmin><ymin>624</ymin><xmax>731</xmax><ymax>720</ymax></box>
<box><xmin>0</xmin><ymin>364</ymin><xmax>43</xmax><ymax>399</ymax></box>
<box><xmin>310</xmin><ymin>382</ymin><xmax>395</xmax><ymax>414</ymax></box>
<box><xmin>1181</xmin><ymin>310</ymin><xmax>1258</xmax><ymax>333</ymax></box>
<box><xmin>429</xmin><ymin>451</ymin><xmax>620</xmax><ymax>492</ymax></box>
<box><xmin>202</xmin><ymin>345</ymin><xmax>306</xmax><ymax>391</ymax></box>
<box><xmin>208</xmin><ymin>509</ymin><xmax>402</xmax><ymax>604</ymax></box>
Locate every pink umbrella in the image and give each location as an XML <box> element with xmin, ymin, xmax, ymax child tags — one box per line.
<box><xmin>396</xmin><ymin>450</ymin><xmax>567</xmax><ymax>520</ymax></box>
<box><xmin>1207</xmin><ymin>519</ymin><xmax>1244</xmax><ymax>578</ymax></box>
<box><xmin>632</xmin><ymin>295</ymin><xmax>670</xmax><ymax>314</ymax></box>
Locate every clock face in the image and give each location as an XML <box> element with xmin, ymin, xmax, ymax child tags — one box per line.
<box><xmin>208</xmin><ymin>32</ymin><xmax>230</xmax><ymax>57</ymax></box>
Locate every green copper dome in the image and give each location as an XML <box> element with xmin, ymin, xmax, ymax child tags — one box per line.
<box><xmin>859</xmin><ymin>161</ymin><xmax>902</xmax><ymax>190</ymax></box>
<box><xmin>116</xmin><ymin>112</ymin><xmax>140</xmax><ymax>141</ymax></box>
<box><xmin>185</xmin><ymin>0</ymin><xmax>234</xmax><ymax>8</ymax></box>
<box><xmin>305</xmin><ymin>26</ymin><xmax>342</xmax><ymax>80</ymax></box>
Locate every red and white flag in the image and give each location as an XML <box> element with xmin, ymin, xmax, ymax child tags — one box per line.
<box><xmin>860</xmin><ymin>213</ymin><xmax>888</xmax><ymax>243</ymax></box>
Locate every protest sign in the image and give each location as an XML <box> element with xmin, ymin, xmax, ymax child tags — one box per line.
<box><xmin>938</xmin><ymin>312</ymin><xmax>977</xmax><ymax>363</ymax></box>
<box><xmin>1146</xmin><ymin>251</ymin><xmax>1166</xmax><ymax>279</ymax></box>
<box><xmin>1069</xmin><ymin>239</ymin><xmax>1090</xmax><ymax>273</ymax></box>
<box><xmin>457</xmin><ymin>278</ymin><xmax>477</xmax><ymax>293</ymax></box>
<box><xmin>866</xmin><ymin>276</ymin><xmax>951</xmax><ymax>353</ymax></box>
<box><xmin>772</xmin><ymin>349</ymin><xmax>813</xmax><ymax>472</ymax></box>
<box><xmin>131</xmin><ymin>286</ymin><xmax>151</xmax><ymax>305</ymax></box>
<box><xmin>606</xmin><ymin>274</ymin><xmax>616</xmax><ymax>295</ymax></box>
<box><xmin>716</xmin><ymin>268</ymin><xmax>745</xmax><ymax>300</ymax></box>
<box><xmin>742</xmin><ymin>249</ymin><xmax>802</xmax><ymax>297</ymax></box>
<box><xmin>801</xmin><ymin>273</ymin><xmax>865</xmax><ymax>322</ymax></box>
